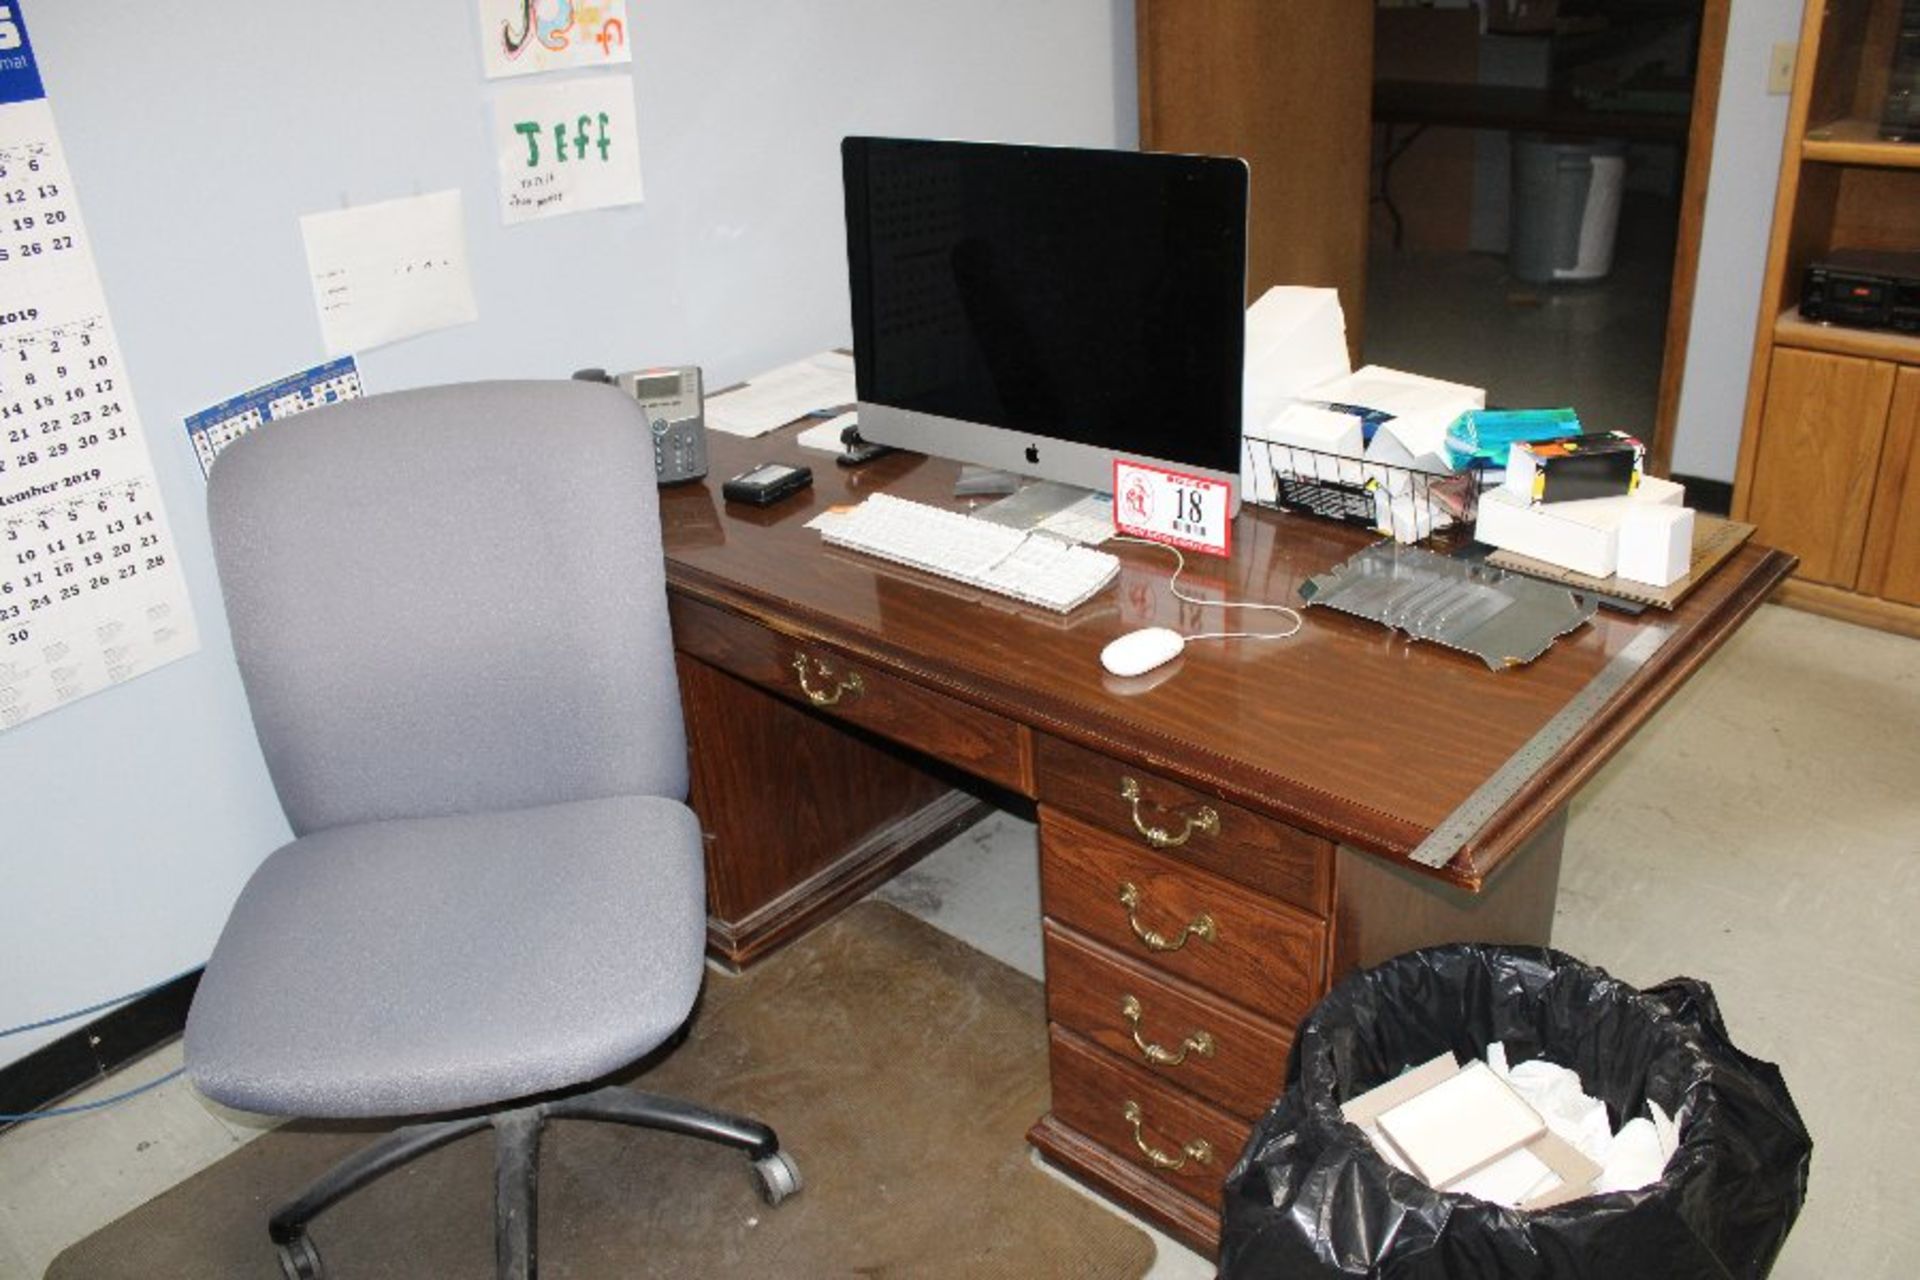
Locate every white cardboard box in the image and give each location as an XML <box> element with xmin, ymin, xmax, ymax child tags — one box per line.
<box><xmin>1474</xmin><ymin>476</ymin><xmax>1686</xmax><ymax>578</ymax></box>
<box><xmin>1301</xmin><ymin>365</ymin><xmax>1486</xmax><ymax>463</ymax></box>
<box><xmin>1376</xmin><ymin>1060</ymin><xmax>1547</xmax><ymax>1187</ymax></box>
<box><xmin>1243</xmin><ymin>286</ymin><xmax>1351</xmax><ymax>432</ymax></box>
<box><xmin>1475</xmin><ymin>487</ymin><xmax>1621</xmax><ymax>577</ymax></box>
<box><xmin>1342</xmin><ymin>1053</ymin><xmax>1605</xmax><ymax>1209</ymax></box>
<box><xmin>1261</xmin><ymin>403</ymin><xmax>1366</xmax><ymax>456</ymax></box>
<box><xmin>1342</xmin><ymin>1053</ymin><xmax>1460</xmax><ymax>1128</ymax></box>
<box><xmin>1241</xmin><ymin>286</ymin><xmax>1352</xmax><ymax>501</ymax></box>
<box><xmin>1617</xmin><ymin>504</ymin><xmax>1695</xmax><ymax>587</ymax></box>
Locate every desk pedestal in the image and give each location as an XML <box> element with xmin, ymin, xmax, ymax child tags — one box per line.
<box><xmin>679</xmin><ymin>653</ymin><xmax>989</xmax><ymax>971</ymax></box>
<box><xmin>1026</xmin><ymin>748</ymin><xmax>1564</xmax><ymax>1256</ymax></box>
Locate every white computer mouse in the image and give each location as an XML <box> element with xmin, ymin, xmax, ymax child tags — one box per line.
<box><xmin>1099</xmin><ymin>627</ymin><xmax>1187</xmax><ymax>677</ymax></box>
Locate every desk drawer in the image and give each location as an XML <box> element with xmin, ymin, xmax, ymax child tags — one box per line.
<box><xmin>1044</xmin><ymin>923</ymin><xmax>1291</xmax><ymax>1122</ymax></box>
<box><xmin>1041</xmin><ymin>809</ymin><xmax>1324</xmax><ymax>1025</ymax></box>
<box><xmin>1044</xmin><ymin>921</ymin><xmax>1297</xmax><ymax>1120</ymax></box>
<box><xmin>1047</xmin><ymin>1025</ymin><xmax>1249</xmax><ymax>1212</ymax></box>
<box><xmin>1036</xmin><ymin>736</ymin><xmax>1330</xmax><ymax>916</ymax></box>
<box><xmin>671</xmin><ymin>597</ymin><xmax>1031</xmax><ymax>793</ymax></box>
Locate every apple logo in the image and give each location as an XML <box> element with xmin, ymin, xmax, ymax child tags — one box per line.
<box><xmin>1024</xmin><ymin>443</ymin><xmax>1040</xmax><ymax>464</ymax></box>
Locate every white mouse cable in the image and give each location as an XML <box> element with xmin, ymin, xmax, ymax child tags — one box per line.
<box><xmin>1110</xmin><ymin>536</ymin><xmax>1304</xmax><ymax>643</ymax></box>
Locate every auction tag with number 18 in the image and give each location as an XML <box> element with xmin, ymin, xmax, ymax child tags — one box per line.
<box><xmin>1111</xmin><ymin>459</ymin><xmax>1232</xmax><ymax>558</ymax></box>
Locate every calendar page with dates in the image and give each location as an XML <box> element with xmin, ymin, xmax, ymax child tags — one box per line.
<box><xmin>0</xmin><ymin>5</ymin><xmax>198</xmax><ymax>731</ymax></box>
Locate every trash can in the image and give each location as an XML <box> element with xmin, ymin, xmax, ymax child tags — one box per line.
<box><xmin>1219</xmin><ymin>945</ymin><xmax>1812</xmax><ymax>1279</ymax></box>
<box><xmin>1510</xmin><ymin>134</ymin><xmax>1627</xmax><ymax>283</ymax></box>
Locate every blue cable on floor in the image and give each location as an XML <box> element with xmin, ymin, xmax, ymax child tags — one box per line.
<box><xmin>0</xmin><ymin>968</ymin><xmax>197</xmax><ymax>1040</ymax></box>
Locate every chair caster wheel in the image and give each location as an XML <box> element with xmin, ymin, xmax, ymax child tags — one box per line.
<box><xmin>276</xmin><ymin>1232</ymin><xmax>325</xmax><ymax>1280</ymax></box>
<box><xmin>750</xmin><ymin>1149</ymin><xmax>802</xmax><ymax>1206</ymax></box>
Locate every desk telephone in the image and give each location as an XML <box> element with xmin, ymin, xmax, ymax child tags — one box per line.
<box><xmin>574</xmin><ymin>365</ymin><xmax>709</xmax><ymax>484</ymax></box>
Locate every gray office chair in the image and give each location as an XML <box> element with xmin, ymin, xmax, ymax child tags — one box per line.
<box><xmin>183</xmin><ymin>381</ymin><xmax>797</xmax><ymax>1280</ymax></box>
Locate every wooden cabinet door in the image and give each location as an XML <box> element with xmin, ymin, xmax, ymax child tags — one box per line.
<box><xmin>1136</xmin><ymin>0</ymin><xmax>1373</xmax><ymax>355</ymax></box>
<box><xmin>1746</xmin><ymin>348</ymin><xmax>1896</xmax><ymax>588</ymax></box>
<box><xmin>1861</xmin><ymin>366</ymin><xmax>1920</xmax><ymax>605</ymax></box>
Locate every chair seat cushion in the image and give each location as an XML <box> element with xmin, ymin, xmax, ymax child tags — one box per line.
<box><xmin>184</xmin><ymin>795</ymin><xmax>706</xmax><ymax>1119</ymax></box>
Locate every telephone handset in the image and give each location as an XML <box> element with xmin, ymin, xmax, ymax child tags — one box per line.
<box><xmin>573</xmin><ymin>365</ymin><xmax>709</xmax><ymax>484</ymax></box>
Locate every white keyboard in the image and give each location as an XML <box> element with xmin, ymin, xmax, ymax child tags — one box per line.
<box><xmin>820</xmin><ymin>493</ymin><xmax>1119</xmax><ymax>612</ymax></box>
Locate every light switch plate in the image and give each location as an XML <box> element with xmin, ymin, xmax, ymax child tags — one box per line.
<box><xmin>1769</xmin><ymin>42</ymin><xmax>1797</xmax><ymax>95</ymax></box>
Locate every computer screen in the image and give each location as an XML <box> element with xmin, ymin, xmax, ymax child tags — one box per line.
<box><xmin>842</xmin><ymin>137</ymin><xmax>1247</xmax><ymax>503</ymax></box>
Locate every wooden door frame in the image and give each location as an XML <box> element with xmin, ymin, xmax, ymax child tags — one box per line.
<box><xmin>1650</xmin><ymin>0</ymin><xmax>1732</xmax><ymax>479</ymax></box>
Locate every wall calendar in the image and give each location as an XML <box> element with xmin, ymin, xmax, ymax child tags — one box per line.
<box><xmin>185</xmin><ymin>357</ymin><xmax>362</xmax><ymax>479</ymax></box>
<box><xmin>0</xmin><ymin>3</ymin><xmax>199</xmax><ymax>731</ymax></box>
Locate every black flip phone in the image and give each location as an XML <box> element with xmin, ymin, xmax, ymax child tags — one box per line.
<box><xmin>721</xmin><ymin>462</ymin><xmax>812</xmax><ymax>506</ymax></box>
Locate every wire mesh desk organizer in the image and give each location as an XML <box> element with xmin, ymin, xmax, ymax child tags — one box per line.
<box><xmin>1244</xmin><ymin>438</ymin><xmax>1483</xmax><ymax>548</ymax></box>
<box><xmin>1243</xmin><ymin>409</ymin><xmax>1605</xmax><ymax>667</ymax></box>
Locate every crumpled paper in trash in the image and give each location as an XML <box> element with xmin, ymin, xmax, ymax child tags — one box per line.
<box><xmin>1487</xmin><ymin>1042</ymin><xmax>1680</xmax><ymax>1198</ymax></box>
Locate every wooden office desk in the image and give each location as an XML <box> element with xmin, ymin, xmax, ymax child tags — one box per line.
<box><xmin>659</xmin><ymin>427</ymin><xmax>1793</xmax><ymax>1253</ymax></box>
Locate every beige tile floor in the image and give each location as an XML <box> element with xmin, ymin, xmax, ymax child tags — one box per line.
<box><xmin>1363</xmin><ymin>193</ymin><xmax>1677</xmax><ymax>442</ymax></box>
<box><xmin>1555</xmin><ymin>604</ymin><xmax>1920</xmax><ymax>1278</ymax></box>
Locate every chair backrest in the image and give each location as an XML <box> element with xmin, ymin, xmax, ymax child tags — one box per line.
<box><xmin>208</xmin><ymin>380</ymin><xmax>687</xmax><ymax>836</ymax></box>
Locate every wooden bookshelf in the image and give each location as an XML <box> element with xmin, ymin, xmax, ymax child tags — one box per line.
<box><xmin>1734</xmin><ymin>0</ymin><xmax>1920</xmax><ymax>637</ymax></box>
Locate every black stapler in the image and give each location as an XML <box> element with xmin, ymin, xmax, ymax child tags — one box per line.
<box><xmin>836</xmin><ymin>424</ymin><xmax>896</xmax><ymax>468</ymax></box>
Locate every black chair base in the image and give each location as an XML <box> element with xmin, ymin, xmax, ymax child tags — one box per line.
<box><xmin>266</xmin><ymin>1084</ymin><xmax>797</xmax><ymax>1280</ymax></box>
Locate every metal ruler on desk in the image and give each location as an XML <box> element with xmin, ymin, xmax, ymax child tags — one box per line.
<box><xmin>1409</xmin><ymin>624</ymin><xmax>1674</xmax><ymax>869</ymax></box>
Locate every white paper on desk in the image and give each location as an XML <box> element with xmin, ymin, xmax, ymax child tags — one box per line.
<box><xmin>707</xmin><ymin>351</ymin><xmax>856</xmax><ymax>437</ymax></box>
<box><xmin>492</xmin><ymin>74</ymin><xmax>644</xmax><ymax>224</ymax></box>
<box><xmin>301</xmin><ymin>191</ymin><xmax>478</xmax><ymax>355</ymax></box>
<box><xmin>797</xmin><ymin>412</ymin><xmax>857</xmax><ymax>452</ymax></box>
<box><xmin>477</xmin><ymin>0</ymin><xmax>632</xmax><ymax>79</ymax></box>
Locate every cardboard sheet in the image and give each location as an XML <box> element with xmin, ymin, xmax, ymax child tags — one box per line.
<box><xmin>1487</xmin><ymin>515</ymin><xmax>1755</xmax><ymax>610</ymax></box>
<box><xmin>1376</xmin><ymin>1060</ymin><xmax>1547</xmax><ymax>1187</ymax></box>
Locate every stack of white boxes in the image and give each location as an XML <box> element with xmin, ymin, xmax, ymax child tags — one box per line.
<box><xmin>1474</xmin><ymin>446</ymin><xmax>1696</xmax><ymax>587</ymax></box>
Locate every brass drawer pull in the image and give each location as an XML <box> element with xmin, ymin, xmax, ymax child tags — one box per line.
<box><xmin>1118</xmin><ymin>776</ymin><xmax>1218</xmax><ymax>849</ymax></box>
<box><xmin>1119</xmin><ymin>994</ymin><xmax>1215</xmax><ymax>1067</ymax></box>
<box><xmin>1121</xmin><ymin>1100</ymin><xmax>1213</xmax><ymax>1171</ymax></box>
<box><xmin>791</xmin><ymin>651</ymin><xmax>864</xmax><ymax>706</ymax></box>
<box><xmin>1117</xmin><ymin>881</ymin><xmax>1217</xmax><ymax>953</ymax></box>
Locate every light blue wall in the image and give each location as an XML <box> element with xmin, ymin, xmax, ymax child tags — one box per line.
<box><xmin>1670</xmin><ymin>0</ymin><xmax>1805</xmax><ymax>482</ymax></box>
<box><xmin>1</xmin><ymin>1</ymin><xmax>1136</xmax><ymax>1067</ymax></box>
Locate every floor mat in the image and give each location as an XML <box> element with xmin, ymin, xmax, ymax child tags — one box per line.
<box><xmin>47</xmin><ymin>902</ymin><xmax>1156</xmax><ymax>1279</ymax></box>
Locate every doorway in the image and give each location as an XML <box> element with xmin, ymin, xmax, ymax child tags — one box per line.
<box><xmin>1135</xmin><ymin>0</ymin><xmax>1730</xmax><ymax>490</ymax></box>
<box><xmin>1361</xmin><ymin>1</ymin><xmax>1727</xmax><ymax>495</ymax></box>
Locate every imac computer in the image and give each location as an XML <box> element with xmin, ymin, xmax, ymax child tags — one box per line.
<box><xmin>841</xmin><ymin>137</ymin><xmax>1248</xmax><ymax>509</ymax></box>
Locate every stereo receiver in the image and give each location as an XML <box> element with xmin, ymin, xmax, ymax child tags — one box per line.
<box><xmin>1801</xmin><ymin>249</ymin><xmax>1920</xmax><ymax>334</ymax></box>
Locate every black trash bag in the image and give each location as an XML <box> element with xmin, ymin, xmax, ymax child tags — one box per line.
<box><xmin>1219</xmin><ymin>944</ymin><xmax>1812</xmax><ymax>1279</ymax></box>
